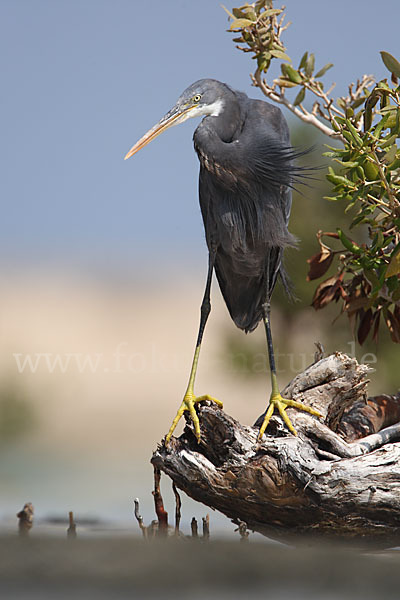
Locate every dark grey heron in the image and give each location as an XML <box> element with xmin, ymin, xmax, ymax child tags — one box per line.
<box><xmin>124</xmin><ymin>79</ymin><xmax>321</xmax><ymax>443</ymax></box>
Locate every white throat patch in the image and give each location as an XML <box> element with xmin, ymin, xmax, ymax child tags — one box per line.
<box><xmin>203</xmin><ymin>98</ymin><xmax>225</xmax><ymax>117</ymax></box>
<box><xmin>183</xmin><ymin>99</ymin><xmax>225</xmax><ymax>122</ymax></box>
<box><xmin>175</xmin><ymin>99</ymin><xmax>225</xmax><ymax>126</ymax></box>
<box><xmin>195</xmin><ymin>98</ymin><xmax>225</xmax><ymax>118</ymax></box>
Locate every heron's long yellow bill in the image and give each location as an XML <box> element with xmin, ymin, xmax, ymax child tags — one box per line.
<box><xmin>124</xmin><ymin>105</ymin><xmax>195</xmax><ymax>160</ymax></box>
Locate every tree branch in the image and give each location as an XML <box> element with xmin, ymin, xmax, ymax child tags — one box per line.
<box><xmin>153</xmin><ymin>353</ymin><xmax>400</xmax><ymax>547</ymax></box>
<box><xmin>252</xmin><ymin>70</ymin><xmax>345</xmax><ymax>141</ymax></box>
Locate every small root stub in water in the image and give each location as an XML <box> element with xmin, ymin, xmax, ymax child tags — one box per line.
<box><xmin>172</xmin><ymin>482</ymin><xmax>181</xmax><ymax>536</ymax></box>
<box><xmin>235</xmin><ymin>521</ymin><xmax>250</xmax><ymax>543</ymax></box>
<box><xmin>191</xmin><ymin>517</ymin><xmax>198</xmax><ymax>539</ymax></box>
<box><xmin>67</xmin><ymin>511</ymin><xmax>77</xmax><ymax>539</ymax></box>
<box><xmin>152</xmin><ymin>466</ymin><xmax>168</xmax><ymax>537</ymax></box>
<box><xmin>135</xmin><ymin>466</ymin><xmax>214</xmax><ymax>540</ymax></box>
<box><xmin>17</xmin><ymin>502</ymin><xmax>34</xmax><ymax>537</ymax></box>
<box><xmin>202</xmin><ymin>514</ymin><xmax>210</xmax><ymax>541</ymax></box>
<box><xmin>133</xmin><ymin>498</ymin><xmax>148</xmax><ymax>539</ymax></box>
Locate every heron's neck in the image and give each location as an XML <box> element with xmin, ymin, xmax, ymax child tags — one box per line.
<box><xmin>195</xmin><ymin>89</ymin><xmax>244</xmax><ymax>145</ymax></box>
<box><xmin>209</xmin><ymin>94</ymin><xmax>243</xmax><ymax>142</ymax></box>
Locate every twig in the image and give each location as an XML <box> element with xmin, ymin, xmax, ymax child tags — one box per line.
<box><xmin>17</xmin><ymin>503</ymin><xmax>34</xmax><ymax>537</ymax></box>
<box><xmin>352</xmin><ymin>422</ymin><xmax>400</xmax><ymax>455</ymax></box>
<box><xmin>303</xmin><ymin>80</ymin><xmax>343</xmax><ymax>120</ymax></box>
<box><xmin>191</xmin><ymin>517</ymin><xmax>198</xmax><ymax>539</ymax></box>
<box><xmin>67</xmin><ymin>511</ymin><xmax>77</xmax><ymax>539</ymax></box>
<box><xmin>152</xmin><ymin>466</ymin><xmax>168</xmax><ymax>537</ymax></box>
<box><xmin>202</xmin><ymin>514</ymin><xmax>210</xmax><ymax>541</ymax></box>
<box><xmin>253</xmin><ymin>70</ymin><xmax>343</xmax><ymax>141</ymax></box>
<box><xmin>172</xmin><ymin>482</ymin><xmax>181</xmax><ymax>537</ymax></box>
<box><xmin>133</xmin><ymin>498</ymin><xmax>147</xmax><ymax>539</ymax></box>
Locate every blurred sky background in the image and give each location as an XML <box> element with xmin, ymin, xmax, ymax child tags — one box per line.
<box><xmin>1</xmin><ymin>0</ymin><xmax>399</xmax><ymax>277</ymax></box>
<box><xmin>1</xmin><ymin>0</ymin><xmax>399</xmax><ymax>536</ymax></box>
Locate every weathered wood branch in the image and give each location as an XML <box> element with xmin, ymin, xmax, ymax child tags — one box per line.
<box><xmin>152</xmin><ymin>352</ymin><xmax>400</xmax><ymax>547</ymax></box>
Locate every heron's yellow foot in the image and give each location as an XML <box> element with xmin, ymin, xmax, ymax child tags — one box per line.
<box><xmin>258</xmin><ymin>392</ymin><xmax>322</xmax><ymax>440</ymax></box>
<box><xmin>165</xmin><ymin>391</ymin><xmax>223</xmax><ymax>444</ymax></box>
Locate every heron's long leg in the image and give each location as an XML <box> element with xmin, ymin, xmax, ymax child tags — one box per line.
<box><xmin>258</xmin><ymin>286</ymin><xmax>321</xmax><ymax>439</ymax></box>
<box><xmin>263</xmin><ymin>301</ymin><xmax>279</xmax><ymax>398</ymax></box>
<box><xmin>165</xmin><ymin>252</ymin><xmax>222</xmax><ymax>444</ymax></box>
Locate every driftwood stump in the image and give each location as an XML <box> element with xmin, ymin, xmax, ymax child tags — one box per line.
<box><xmin>152</xmin><ymin>352</ymin><xmax>400</xmax><ymax>547</ymax></box>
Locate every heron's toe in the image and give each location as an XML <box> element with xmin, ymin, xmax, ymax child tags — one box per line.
<box><xmin>165</xmin><ymin>391</ymin><xmax>222</xmax><ymax>444</ymax></box>
<box><xmin>258</xmin><ymin>393</ymin><xmax>322</xmax><ymax>440</ymax></box>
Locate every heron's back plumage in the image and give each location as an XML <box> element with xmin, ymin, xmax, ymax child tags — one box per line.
<box><xmin>194</xmin><ymin>83</ymin><xmax>300</xmax><ymax>332</ymax></box>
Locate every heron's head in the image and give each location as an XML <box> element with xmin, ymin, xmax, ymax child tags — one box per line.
<box><xmin>124</xmin><ymin>79</ymin><xmax>227</xmax><ymax>160</ymax></box>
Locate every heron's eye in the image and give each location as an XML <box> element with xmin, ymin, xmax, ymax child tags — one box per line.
<box><xmin>193</xmin><ymin>94</ymin><xmax>202</xmax><ymax>103</ymax></box>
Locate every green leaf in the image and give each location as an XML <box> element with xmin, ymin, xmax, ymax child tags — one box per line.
<box><xmin>387</xmin><ymin>112</ymin><xmax>399</xmax><ymax>128</ymax></box>
<box><xmin>337</xmin><ymin>160</ymin><xmax>359</xmax><ymax>168</ymax></box>
<box><xmin>342</xmin><ymin>131</ymin><xmax>356</xmax><ymax>144</ymax></box>
<box><xmin>356</xmin><ymin>165</ymin><xmax>365</xmax><ymax>180</ymax></box>
<box><xmin>262</xmin><ymin>8</ymin><xmax>282</xmax><ymax>17</ymax></box>
<box><xmin>276</xmin><ymin>78</ymin><xmax>299</xmax><ymax>88</ymax></box>
<box><xmin>293</xmin><ymin>87</ymin><xmax>306</xmax><ymax>106</ymax></box>
<box><xmin>379</xmin><ymin>105</ymin><xmax>397</xmax><ymax>114</ymax></box>
<box><xmin>388</xmin><ymin>158</ymin><xmax>400</xmax><ymax>170</ymax></box>
<box><xmin>229</xmin><ymin>18</ymin><xmax>254</xmax><ymax>29</ymax></box>
<box><xmin>374</xmin><ymin>112</ymin><xmax>391</xmax><ymax>137</ymax></box>
<box><xmin>393</xmin><ymin>109</ymin><xmax>400</xmax><ymax>134</ymax></box>
<box><xmin>384</xmin><ymin>145</ymin><xmax>397</xmax><ymax>164</ymax></box>
<box><xmin>270</xmin><ymin>49</ymin><xmax>291</xmax><ymax>62</ymax></box>
<box><xmin>337</xmin><ymin>229</ymin><xmax>362</xmax><ymax>254</ymax></box>
<box><xmin>255</xmin><ymin>0</ymin><xmax>267</xmax><ymax>11</ymax></box>
<box><xmin>351</xmin><ymin>97</ymin><xmax>366</xmax><ymax>109</ymax></box>
<box><xmin>364</xmin><ymin>105</ymin><xmax>373</xmax><ymax>131</ymax></box>
<box><xmin>305</xmin><ymin>53</ymin><xmax>315</xmax><ymax>77</ymax></box>
<box><xmin>381</xmin><ymin>134</ymin><xmax>397</xmax><ymax>148</ymax></box>
<box><xmin>386</xmin><ymin>247</ymin><xmax>400</xmax><ymax>278</ymax></box>
<box><xmin>345</xmin><ymin>201</ymin><xmax>356</xmax><ymax>213</ymax></box>
<box><xmin>232</xmin><ymin>8</ymin><xmax>247</xmax><ymax>18</ymax></box>
<box><xmin>387</xmin><ymin>275</ymin><xmax>399</xmax><ymax>293</ymax></box>
<box><xmin>298</xmin><ymin>51</ymin><xmax>308</xmax><ymax>70</ymax></box>
<box><xmin>326</xmin><ymin>173</ymin><xmax>353</xmax><ymax>186</ymax></box>
<box><xmin>323</xmin><ymin>151</ymin><xmax>346</xmax><ymax>158</ymax></box>
<box><xmin>380</xmin><ymin>51</ymin><xmax>400</xmax><ymax>78</ymax></box>
<box><xmin>315</xmin><ymin>63</ymin><xmax>334</xmax><ymax>78</ymax></box>
<box><xmin>282</xmin><ymin>64</ymin><xmax>302</xmax><ymax>83</ymax></box>
<box><xmin>243</xmin><ymin>7</ymin><xmax>257</xmax><ymax>20</ymax></box>
<box><xmin>257</xmin><ymin>54</ymin><xmax>269</xmax><ymax>71</ymax></box>
<box><xmin>372</xmin><ymin>231</ymin><xmax>384</xmax><ymax>251</ymax></box>
<box><xmin>345</xmin><ymin>119</ymin><xmax>363</xmax><ymax>147</ymax></box>
<box><xmin>324</xmin><ymin>144</ymin><xmax>348</xmax><ymax>155</ymax></box>
<box><xmin>382</xmin><ymin>236</ymin><xmax>395</xmax><ymax>248</ymax></box>
<box><xmin>364</xmin><ymin>269</ymin><xmax>381</xmax><ymax>289</ymax></box>
<box><xmin>350</xmin><ymin>214</ymin><xmax>368</xmax><ymax>229</ymax></box>
<box><xmin>364</xmin><ymin>158</ymin><xmax>379</xmax><ymax>180</ymax></box>
<box><xmin>376</xmin><ymin>81</ymin><xmax>391</xmax><ymax>91</ymax></box>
